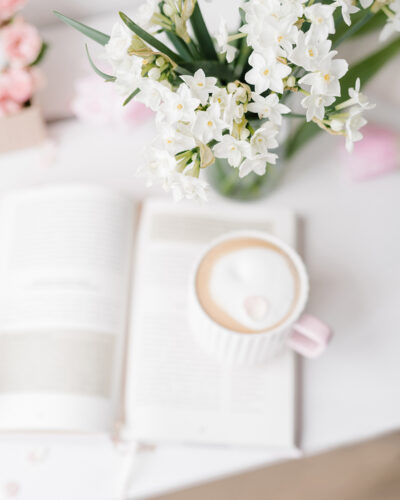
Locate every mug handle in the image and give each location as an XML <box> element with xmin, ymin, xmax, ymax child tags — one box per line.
<box><xmin>287</xmin><ymin>314</ymin><xmax>332</xmax><ymax>358</ymax></box>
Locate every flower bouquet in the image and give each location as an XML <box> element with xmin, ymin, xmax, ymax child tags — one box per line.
<box><xmin>0</xmin><ymin>0</ymin><xmax>47</xmax><ymax>153</ymax></box>
<box><xmin>55</xmin><ymin>0</ymin><xmax>400</xmax><ymax>201</ymax></box>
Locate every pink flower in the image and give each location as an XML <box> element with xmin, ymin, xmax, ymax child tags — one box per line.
<box><xmin>71</xmin><ymin>75</ymin><xmax>153</xmax><ymax>127</ymax></box>
<box><xmin>3</xmin><ymin>67</ymin><xmax>34</xmax><ymax>102</ymax></box>
<box><xmin>0</xmin><ymin>97</ymin><xmax>21</xmax><ymax>116</ymax></box>
<box><xmin>341</xmin><ymin>125</ymin><xmax>399</xmax><ymax>180</ymax></box>
<box><xmin>0</xmin><ymin>0</ymin><xmax>25</xmax><ymax>22</ymax></box>
<box><xmin>1</xmin><ymin>18</ymin><xmax>42</xmax><ymax>67</ymax></box>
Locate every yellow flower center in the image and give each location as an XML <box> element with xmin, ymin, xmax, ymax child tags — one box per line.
<box><xmin>317</xmin><ymin>16</ymin><xmax>323</xmax><ymax>23</ymax></box>
<box><xmin>277</xmin><ymin>35</ymin><xmax>283</xmax><ymax>42</ymax></box>
<box><xmin>197</xmin><ymin>82</ymin><xmax>204</xmax><ymax>87</ymax></box>
<box><xmin>177</xmin><ymin>104</ymin><xmax>183</xmax><ymax>110</ymax></box>
<box><xmin>308</xmin><ymin>49</ymin><xmax>314</xmax><ymax>57</ymax></box>
<box><xmin>264</xmin><ymin>68</ymin><xmax>269</xmax><ymax>76</ymax></box>
<box><xmin>323</xmin><ymin>73</ymin><xmax>331</xmax><ymax>82</ymax></box>
<box><xmin>207</xmin><ymin>120</ymin><xmax>213</xmax><ymax>127</ymax></box>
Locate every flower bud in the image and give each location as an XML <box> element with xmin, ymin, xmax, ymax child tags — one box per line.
<box><xmin>287</xmin><ymin>75</ymin><xmax>296</xmax><ymax>88</ymax></box>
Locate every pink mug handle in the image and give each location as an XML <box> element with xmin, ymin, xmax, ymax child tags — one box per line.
<box><xmin>287</xmin><ymin>314</ymin><xmax>332</xmax><ymax>358</ymax></box>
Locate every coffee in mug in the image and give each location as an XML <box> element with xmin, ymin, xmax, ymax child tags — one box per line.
<box><xmin>188</xmin><ymin>231</ymin><xmax>332</xmax><ymax>365</ymax></box>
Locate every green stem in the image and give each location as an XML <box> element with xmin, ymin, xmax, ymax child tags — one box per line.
<box><xmin>382</xmin><ymin>5</ymin><xmax>394</xmax><ymax>17</ymax></box>
<box><xmin>228</xmin><ymin>32</ymin><xmax>247</xmax><ymax>42</ymax></box>
<box><xmin>286</xmin><ymin>112</ymin><xmax>307</xmax><ymax>119</ymax></box>
<box><xmin>236</xmin><ymin>43</ymin><xmax>252</xmax><ymax>80</ymax></box>
<box><xmin>332</xmin><ymin>11</ymin><xmax>374</xmax><ymax>48</ymax></box>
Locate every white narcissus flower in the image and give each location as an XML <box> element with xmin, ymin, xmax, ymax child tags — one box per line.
<box><xmin>170</xmin><ymin>174</ymin><xmax>209</xmax><ymax>203</ymax></box>
<box><xmin>138</xmin><ymin>146</ymin><xmax>208</xmax><ymax>202</ymax></box>
<box><xmin>215</xmin><ymin>20</ymin><xmax>238</xmax><ymax>63</ymax></box>
<box><xmin>344</xmin><ymin>107</ymin><xmax>367</xmax><ymax>152</ymax></box>
<box><xmin>348</xmin><ymin>78</ymin><xmax>375</xmax><ymax>110</ymax></box>
<box><xmin>192</xmin><ymin>104</ymin><xmax>226</xmax><ymax>143</ymax></box>
<box><xmin>299</xmin><ymin>53</ymin><xmax>348</xmax><ymax>97</ymax></box>
<box><xmin>380</xmin><ymin>0</ymin><xmax>400</xmax><ymax>41</ymax></box>
<box><xmin>280</xmin><ymin>0</ymin><xmax>307</xmax><ymax>18</ymax></box>
<box><xmin>136</xmin><ymin>0</ymin><xmax>159</xmax><ymax>30</ymax></box>
<box><xmin>250</xmin><ymin>123</ymin><xmax>279</xmax><ymax>155</ymax></box>
<box><xmin>213</xmin><ymin>135</ymin><xmax>250</xmax><ymax>167</ymax></box>
<box><xmin>301</xmin><ymin>93</ymin><xmax>335</xmax><ymax>121</ymax></box>
<box><xmin>239</xmin><ymin>153</ymin><xmax>277</xmax><ymax>178</ymax></box>
<box><xmin>247</xmin><ymin>92</ymin><xmax>290</xmax><ymax>124</ymax></box>
<box><xmin>135</xmin><ymin>79</ymin><xmax>167</xmax><ymax>111</ymax></box>
<box><xmin>105</xmin><ymin>23</ymin><xmax>133</xmax><ymax>71</ymax></box>
<box><xmin>160</xmin><ymin>122</ymin><xmax>196</xmax><ymax>154</ymax></box>
<box><xmin>289</xmin><ymin>31</ymin><xmax>332</xmax><ymax>72</ymax></box>
<box><xmin>180</xmin><ymin>69</ymin><xmax>218</xmax><ymax>105</ymax></box>
<box><xmin>260</xmin><ymin>15</ymin><xmax>300</xmax><ymax>58</ymax></box>
<box><xmin>210</xmin><ymin>87</ymin><xmax>235</xmax><ymax>124</ymax></box>
<box><xmin>160</xmin><ymin>83</ymin><xmax>200</xmax><ymax>125</ymax></box>
<box><xmin>138</xmin><ymin>146</ymin><xmax>177</xmax><ymax>190</ymax></box>
<box><xmin>245</xmin><ymin>51</ymin><xmax>291</xmax><ymax>94</ymax></box>
<box><xmin>334</xmin><ymin>0</ymin><xmax>359</xmax><ymax>26</ymax></box>
<box><xmin>114</xmin><ymin>57</ymin><xmax>144</xmax><ymax>97</ymax></box>
<box><xmin>304</xmin><ymin>4</ymin><xmax>336</xmax><ymax>40</ymax></box>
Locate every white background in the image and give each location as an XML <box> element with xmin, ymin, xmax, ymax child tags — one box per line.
<box><xmin>0</xmin><ymin>1</ymin><xmax>400</xmax><ymax>499</ymax></box>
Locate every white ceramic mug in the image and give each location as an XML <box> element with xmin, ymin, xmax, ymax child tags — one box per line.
<box><xmin>188</xmin><ymin>230</ymin><xmax>332</xmax><ymax>366</ymax></box>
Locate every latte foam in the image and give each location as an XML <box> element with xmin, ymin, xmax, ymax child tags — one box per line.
<box><xmin>195</xmin><ymin>237</ymin><xmax>301</xmax><ymax>334</ymax></box>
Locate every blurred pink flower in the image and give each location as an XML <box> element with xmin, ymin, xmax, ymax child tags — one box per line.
<box><xmin>0</xmin><ymin>67</ymin><xmax>35</xmax><ymax>116</ymax></box>
<box><xmin>0</xmin><ymin>0</ymin><xmax>25</xmax><ymax>22</ymax></box>
<box><xmin>72</xmin><ymin>75</ymin><xmax>153</xmax><ymax>127</ymax></box>
<box><xmin>3</xmin><ymin>67</ymin><xmax>34</xmax><ymax>102</ymax></box>
<box><xmin>0</xmin><ymin>97</ymin><xmax>20</xmax><ymax>116</ymax></box>
<box><xmin>1</xmin><ymin>18</ymin><xmax>42</xmax><ymax>67</ymax></box>
<box><xmin>342</xmin><ymin>125</ymin><xmax>399</xmax><ymax>181</ymax></box>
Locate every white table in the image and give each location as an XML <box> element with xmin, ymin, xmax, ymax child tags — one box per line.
<box><xmin>0</xmin><ymin>118</ymin><xmax>399</xmax><ymax>499</ymax></box>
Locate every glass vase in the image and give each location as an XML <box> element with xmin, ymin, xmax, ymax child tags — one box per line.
<box><xmin>207</xmin><ymin>120</ymin><xmax>288</xmax><ymax>201</ymax></box>
<box><xmin>207</xmin><ymin>156</ymin><xmax>285</xmax><ymax>201</ymax></box>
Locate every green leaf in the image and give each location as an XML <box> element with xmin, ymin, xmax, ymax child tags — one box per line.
<box><xmin>353</xmin><ymin>10</ymin><xmax>386</xmax><ymax>37</ymax></box>
<box><xmin>332</xmin><ymin>11</ymin><xmax>374</xmax><ymax>48</ymax></box>
<box><xmin>185</xmin><ymin>60</ymin><xmax>237</xmax><ymax>83</ymax></box>
<box><xmin>30</xmin><ymin>41</ymin><xmax>48</xmax><ymax>66</ymax></box>
<box><xmin>85</xmin><ymin>45</ymin><xmax>116</xmax><ymax>81</ymax></box>
<box><xmin>285</xmin><ymin>36</ymin><xmax>400</xmax><ymax>158</ymax></box>
<box><xmin>165</xmin><ymin>32</ymin><xmax>192</xmax><ymax>60</ymax></box>
<box><xmin>332</xmin><ymin>9</ymin><xmax>386</xmax><ymax>45</ymax></box>
<box><xmin>285</xmin><ymin>121</ymin><xmax>320</xmax><ymax>158</ymax></box>
<box><xmin>53</xmin><ymin>11</ymin><xmax>110</xmax><ymax>46</ymax></box>
<box><xmin>119</xmin><ymin>12</ymin><xmax>183</xmax><ymax>65</ymax></box>
<box><xmin>190</xmin><ymin>3</ymin><xmax>218</xmax><ymax>61</ymax></box>
<box><xmin>336</xmin><ymin>35</ymin><xmax>400</xmax><ymax>105</ymax></box>
<box><xmin>123</xmin><ymin>88</ymin><xmax>140</xmax><ymax>106</ymax></box>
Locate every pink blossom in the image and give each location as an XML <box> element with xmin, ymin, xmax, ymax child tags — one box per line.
<box><xmin>0</xmin><ymin>0</ymin><xmax>25</xmax><ymax>22</ymax></box>
<box><xmin>3</xmin><ymin>67</ymin><xmax>34</xmax><ymax>102</ymax></box>
<box><xmin>71</xmin><ymin>75</ymin><xmax>153</xmax><ymax>127</ymax></box>
<box><xmin>0</xmin><ymin>97</ymin><xmax>21</xmax><ymax>116</ymax></box>
<box><xmin>1</xmin><ymin>18</ymin><xmax>42</xmax><ymax>67</ymax></box>
<box><xmin>341</xmin><ymin>125</ymin><xmax>399</xmax><ymax>180</ymax></box>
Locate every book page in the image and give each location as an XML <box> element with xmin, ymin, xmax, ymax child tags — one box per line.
<box><xmin>0</xmin><ymin>185</ymin><xmax>135</xmax><ymax>432</ymax></box>
<box><xmin>124</xmin><ymin>200</ymin><xmax>298</xmax><ymax>448</ymax></box>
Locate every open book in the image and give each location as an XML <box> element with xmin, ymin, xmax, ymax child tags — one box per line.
<box><xmin>0</xmin><ymin>185</ymin><xmax>298</xmax><ymax>449</ymax></box>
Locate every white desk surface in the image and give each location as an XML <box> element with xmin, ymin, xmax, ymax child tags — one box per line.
<box><xmin>0</xmin><ymin>118</ymin><xmax>399</xmax><ymax>500</ymax></box>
